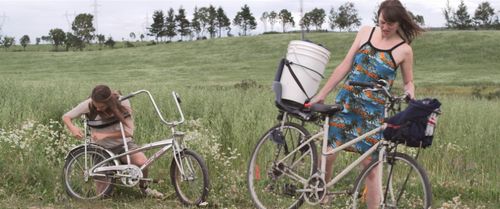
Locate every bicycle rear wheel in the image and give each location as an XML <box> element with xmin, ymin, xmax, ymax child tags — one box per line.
<box><xmin>351</xmin><ymin>152</ymin><xmax>431</xmax><ymax>209</ymax></box>
<box><xmin>62</xmin><ymin>146</ymin><xmax>115</xmax><ymax>200</ymax></box>
<box><xmin>248</xmin><ymin>123</ymin><xmax>317</xmax><ymax>209</ymax></box>
<box><xmin>170</xmin><ymin>149</ymin><xmax>210</xmax><ymax>206</ymax></box>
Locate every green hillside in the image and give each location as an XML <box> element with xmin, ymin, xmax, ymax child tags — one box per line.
<box><xmin>1</xmin><ymin>30</ymin><xmax>499</xmax><ymax>87</ymax></box>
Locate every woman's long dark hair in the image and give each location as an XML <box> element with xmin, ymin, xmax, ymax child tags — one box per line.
<box><xmin>377</xmin><ymin>0</ymin><xmax>424</xmax><ymax>44</ymax></box>
<box><xmin>91</xmin><ymin>84</ymin><xmax>129</xmax><ymax>124</ymax></box>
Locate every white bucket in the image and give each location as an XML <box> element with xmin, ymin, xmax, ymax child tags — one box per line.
<box><xmin>280</xmin><ymin>40</ymin><xmax>330</xmax><ymax>105</ymax></box>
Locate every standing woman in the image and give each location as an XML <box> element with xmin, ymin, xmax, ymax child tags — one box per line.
<box><xmin>310</xmin><ymin>0</ymin><xmax>424</xmax><ymax>207</ymax></box>
<box><xmin>62</xmin><ymin>84</ymin><xmax>163</xmax><ymax>198</ymax></box>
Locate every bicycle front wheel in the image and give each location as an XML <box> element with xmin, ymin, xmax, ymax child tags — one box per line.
<box><xmin>248</xmin><ymin>123</ymin><xmax>317</xmax><ymax>209</ymax></box>
<box><xmin>351</xmin><ymin>152</ymin><xmax>432</xmax><ymax>209</ymax></box>
<box><xmin>62</xmin><ymin>146</ymin><xmax>115</xmax><ymax>200</ymax></box>
<box><xmin>170</xmin><ymin>149</ymin><xmax>210</xmax><ymax>206</ymax></box>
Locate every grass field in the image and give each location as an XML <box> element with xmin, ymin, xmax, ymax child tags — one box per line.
<box><xmin>0</xmin><ymin>30</ymin><xmax>499</xmax><ymax>208</ymax></box>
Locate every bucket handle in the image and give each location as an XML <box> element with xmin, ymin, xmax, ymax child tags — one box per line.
<box><xmin>287</xmin><ymin>60</ymin><xmax>325</xmax><ymax>79</ymax></box>
<box><xmin>288</xmin><ymin>46</ymin><xmax>326</xmax><ymax>79</ymax></box>
<box><xmin>284</xmin><ymin>59</ymin><xmax>311</xmax><ymax>102</ymax></box>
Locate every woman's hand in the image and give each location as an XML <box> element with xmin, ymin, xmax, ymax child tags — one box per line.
<box><xmin>91</xmin><ymin>132</ymin><xmax>107</xmax><ymax>141</ymax></box>
<box><xmin>69</xmin><ymin>126</ymin><xmax>83</xmax><ymax>139</ymax></box>
<box><xmin>309</xmin><ymin>93</ymin><xmax>327</xmax><ymax>105</ymax></box>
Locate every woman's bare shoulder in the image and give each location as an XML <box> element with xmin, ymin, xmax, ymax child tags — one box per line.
<box><xmin>354</xmin><ymin>26</ymin><xmax>374</xmax><ymax>46</ymax></box>
<box><xmin>358</xmin><ymin>25</ymin><xmax>373</xmax><ymax>35</ymax></box>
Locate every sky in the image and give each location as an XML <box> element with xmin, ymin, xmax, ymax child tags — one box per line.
<box><xmin>0</xmin><ymin>0</ymin><xmax>499</xmax><ymax>40</ymax></box>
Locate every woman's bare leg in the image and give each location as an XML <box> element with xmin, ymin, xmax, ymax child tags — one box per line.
<box><xmin>362</xmin><ymin>158</ymin><xmax>381</xmax><ymax>209</ymax></box>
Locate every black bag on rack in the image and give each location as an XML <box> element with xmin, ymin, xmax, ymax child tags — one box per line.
<box><xmin>383</xmin><ymin>98</ymin><xmax>441</xmax><ymax>148</ymax></box>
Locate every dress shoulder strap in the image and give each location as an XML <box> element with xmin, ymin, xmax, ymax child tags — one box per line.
<box><xmin>389</xmin><ymin>41</ymin><xmax>406</xmax><ymax>51</ymax></box>
<box><xmin>368</xmin><ymin>27</ymin><xmax>376</xmax><ymax>42</ymax></box>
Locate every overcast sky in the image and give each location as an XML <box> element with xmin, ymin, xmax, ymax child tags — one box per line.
<box><xmin>0</xmin><ymin>0</ymin><xmax>499</xmax><ymax>40</ymax></box>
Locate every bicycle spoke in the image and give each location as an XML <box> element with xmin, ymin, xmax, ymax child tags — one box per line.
<box><xmin>170</xmin><ymin>150</ymin><xmax>209</xmax><ymax>206</ymax></box>
<box><xmin>248</xmin><ymin>123</ymin><xmax>317</xmax><ymax>209</ymax></box>
<box><xmin>352</xmin><ymin>152</ymin><xmax>431</xmax><ymax>209</ymax></box>
<box><xmin>63</xmin><ymin>147</ymin><xmax>114</xmax><ymax>200</ymax></box>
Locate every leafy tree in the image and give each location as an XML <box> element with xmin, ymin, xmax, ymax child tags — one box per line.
<box><xmin>49</xmin><ymin>28</ymin><xmax>66</xmax><ymax>51</ymax></box>
<box><xmin>197</xmin><ymin>7</ymin><xmax>210</xmax><ymax>38</ymax></box>
<box><xmin>191</xmin><ymin>7</ymin><xmax>202</xmax><ymax>38</ymax></box>
<box><xmin>233</xmin><ymin>4</ymin><xmax>257</xmax><ymax>36</ymax></box>
<box><xmin>176</xmin><ymin>7</ymin><xmax>191</xmax><ymax>41</ymax></box>
<box><xmin>96</xmin><ymin>34</ymin><xmax>105</xmax><ymax>48</ymax></box>
<box><xmin>268</xmin><ymin>11</ymin><xmax>277</xmax><ymax>31</ymax></box>
<box><xmin>260</xmin><ymin>12</ymin><xmax>269</xmax><ymax>32</ymax></box>
<box><xmin>104</xmin><ymin>37</ymin><xmax>115</xmax><ymax>48</ymax></box>
<box><xmin>20</xmin><ymin>35</ymin><xmax>30</xmax><ymax>50</ymax></box>
<box><xmin>41</xmin><ymin>35</ymin><xmax>51</xmax><ymax>43</ymax></box>
<box><xmin>72</xmin><ymin>13</ymin><xmax>95</xmax><ymax>45</ymax></box>
<box><xmin>443</xmin><ymin>0</ymin><xmax>456</xmax><ymax>28</ymax></box>
<box><xmin>473</xmin><ymin>1</ymin><xmax>495</xmax><ymax>28</ymax></box>
<box><xmin>329</xmin><ymin>7</ymin><xmax>339</xmax><ymax>31</ymax></box>
<box><xmin>140</xmin><ymin>34</ymin><xmax>145</xmax><ymax>41</ymax></box>
<box><xmin>494</xmin><ymin>12</ymin><xmax>500</xmax><ymax>29</ymax></box>
<box><xmin>129</xmin><ymin>32</ymin><xmax>136</xmax><ymax>40</ymax></box>
<box><xmin>2</xmin><ymin>36</ymin><xmax>15</xmax><ymax>50</ymax></box>
<box><xmin>165</xmin><ymin>8</ymin><xmax>177</xmax><ymax>41</ymax></box>
<box><xmin>278</xmin><ymin>9</ymin><xmax>294</xmax><ymax>33</ymax></box>
<box><xmin>216</xmin><ymin>6</ymin><xmax>231</xmax><ymax>38</ymax></box>
<box><xmin>64</xmin><ymin>32</ymin><xmax>83</xmax><ymax>51</ymax></box>
<box><xmin>206</xmin><ymin>5</ymin><xmax>217</xmax><ymax>38</ymax></box>
<box><xmin>306</xmin><ymin>8</ymin><xmax>326</xmax><ymax>31</ymax></box>
<box><xmin>454</xmin><ymin>0</ymin><xmax>472</xmax><ymax>29</ymax></box>
<box><xmin>335</xmin><ymin>2</ymin><xmax>361</xmax><ymax>32</ymax></box>
<box><xmin>36</xmin><ymin>37</ymin><xmax>41</xmax><ymax>45</ymax></box>
<box><xmin>148</xmin><ymin>10</ymin><xmax>166</xmax><ymax>41</ymax></box>
<box><xmin>300</xmin><ymin>13</ymin><xmax>312</xmax><ymax>32</ymax></box>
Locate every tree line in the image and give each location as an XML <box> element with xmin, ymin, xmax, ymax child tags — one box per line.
<box><xmin>443</xmin><ymin>0</ymin><xmax>500</xmax><ymax>30</ymax></box>
<box><xmin>1</xmin><ymin>1</ymin><xmax>498</xmax><ymax>51</ymax></box>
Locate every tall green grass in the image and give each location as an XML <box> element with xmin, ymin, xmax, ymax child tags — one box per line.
<box><xmin>0</xmin><ymin>31</ymin><xmax>499</xmax><ymax>208</ymax></box>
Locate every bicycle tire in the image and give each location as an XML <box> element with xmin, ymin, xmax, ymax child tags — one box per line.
<box><xmin>170</xmin><ymin>149</ymin><xmax>210</xmax><ymax>206</ymax></box>
<box><xmin>62</xmin><ymin>146</ymin><xmax>115</xmax><ymax>200</ymax></box>
<box><xmin>351</xmin><ymin>152</ymin><xmax>432</xmax><ymax>209</ymax></box>
<box><xmin>247</xmin><ymin>122</ymin><xmax>317</xmax><ymax>209</ymax></box>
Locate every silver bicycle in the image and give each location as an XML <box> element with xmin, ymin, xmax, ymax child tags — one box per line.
<box><xmin>62</xmin><ymin>90</ymin><xmax>210</xmax><ymax>206</ymax></box>
<box><xmin>248</xmin><ymin>80</ymin><xmax>432</xmax><ymax>209</ymax></box>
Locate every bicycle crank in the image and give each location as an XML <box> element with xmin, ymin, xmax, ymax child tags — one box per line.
<box><xmin>301</xmin><ymin>174</ymin><xmax>326</xmax><ymax>205</ymax></box>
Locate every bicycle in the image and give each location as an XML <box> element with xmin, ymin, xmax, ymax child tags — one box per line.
<box><xmin>248</xmin><ymin>80</ymin><xmax>432</xmax><ymax>209</ymax></box>
<box><xmin>62</xmin><ymin>90</ymin><xmax>210</xmax><ymax>206</ymax></box>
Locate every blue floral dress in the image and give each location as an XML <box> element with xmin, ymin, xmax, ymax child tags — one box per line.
<box><xmin>329</xmin><ymin>27</ymin><xmax>405</xmax><ymax>155</ymax></box>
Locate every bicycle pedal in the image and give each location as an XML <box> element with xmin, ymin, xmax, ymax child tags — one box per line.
<box><xmin>142</xmin><ymin>178</ymin><xmax>165</xmax><ymax>184</ymax></box>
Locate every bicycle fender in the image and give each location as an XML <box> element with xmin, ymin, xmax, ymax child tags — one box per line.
<box><xmin>65</xmin><ymin>143</ymin><xmax>120</xmax><ymax>165</ymax></box>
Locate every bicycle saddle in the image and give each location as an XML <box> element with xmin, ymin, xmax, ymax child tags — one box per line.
<box><xmin>309</xmin><ymin>103</ymin><xmax>343</xmax><ymax>115</ymax></box>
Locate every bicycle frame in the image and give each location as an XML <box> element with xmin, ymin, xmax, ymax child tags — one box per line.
<box><xmin>274</xmin><ymin>86</ymin><xmax>405</xmax><ymax>204</ymax></box>
<box><xmin>277</xmin><ymin>112</ymin><xmax>388</xmax><ymax>192</ymax></box>
<box><xmin>78</xmin><ymin>90</ymin><xmax>190</xmax><ymax>181</ymax></box>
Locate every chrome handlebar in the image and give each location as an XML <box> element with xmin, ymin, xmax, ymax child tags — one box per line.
<box><xmin>121</xmin><ymin>90</ymin><xmax>185</xmax><ymax>126</ymax></box>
